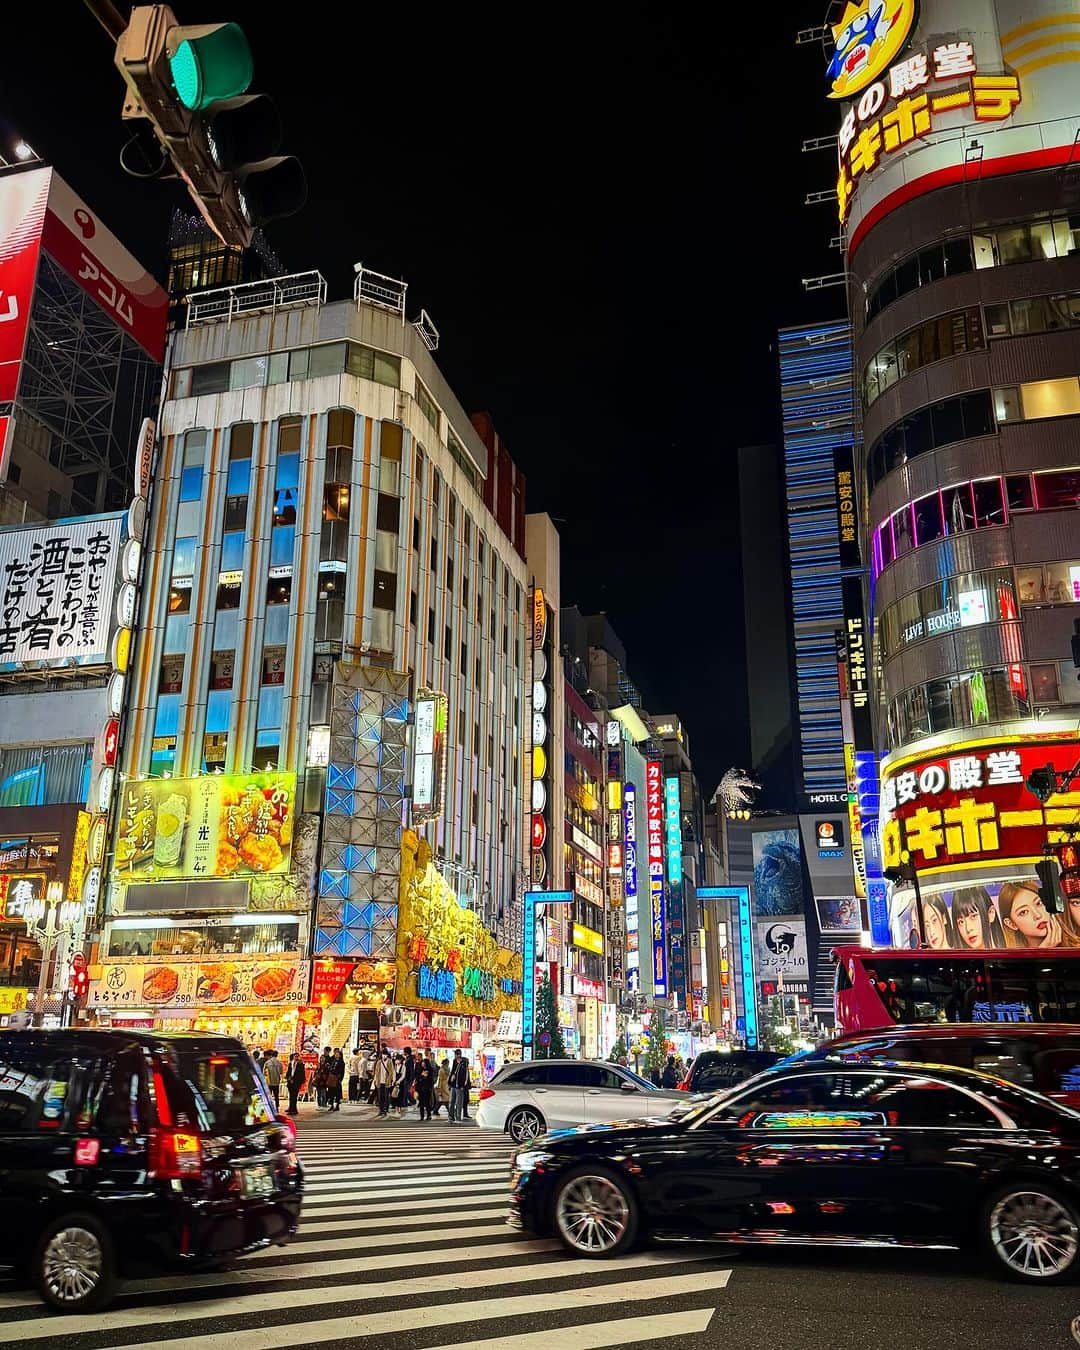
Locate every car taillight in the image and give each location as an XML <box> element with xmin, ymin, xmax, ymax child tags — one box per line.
<box><xmin>74</xmin><ymin>1138</ymin><xmax>100</xmax><ymax>1166</ymax></box>
<box><xmin>148</xmin><ymin>1127</ymin><xmax>203</xmax><ymax>1179</ymax></box>
<box><xmin>478</xmin><ymin>1088</ymin><xmax>495</xmax><ymax>1101</ymax></box>
<box><xmin>275</xmin><ymin>1114</ymin><xmax>297</xmax><ymax>1150</ymax></box>
<box><xmin>676</xmin><ymin>1081</ymin><xmax>689</xmax><ymax>1091</ymax></box>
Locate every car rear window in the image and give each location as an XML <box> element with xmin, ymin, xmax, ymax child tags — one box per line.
<box><xmin>165</xmin><ymin>1049</ymin><xmax>275</xmax><ymax>1132</ymax></box>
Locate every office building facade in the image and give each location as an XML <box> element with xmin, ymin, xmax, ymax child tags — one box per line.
<box><xmin>104</xmin><ymin>269</ymin><xmax>530</xmax><ymax>1048</ymax></box>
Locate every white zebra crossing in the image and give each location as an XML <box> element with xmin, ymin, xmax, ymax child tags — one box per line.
<box><xmin>0</xmin><ymin>1119</ymin><xmax>733</xmax><ymax>1349</ymax></box>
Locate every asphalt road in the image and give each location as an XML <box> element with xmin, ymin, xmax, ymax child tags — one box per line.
<box><xmin>1</xmin><ymin>1106</ymin><xmax>1075</xmax><ymax>1350</ymax></box>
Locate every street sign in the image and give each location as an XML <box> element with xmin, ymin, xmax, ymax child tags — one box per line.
<box><xmin>522</xmin><ymin>889</ymin><xmax>575</xmax><ymax>1059</ymax></box>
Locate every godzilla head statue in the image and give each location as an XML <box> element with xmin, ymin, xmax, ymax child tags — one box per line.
<box><xmin>718</xmin><ymin>767</ymin><xmax>761</xmax><ymax>814</ymax></box>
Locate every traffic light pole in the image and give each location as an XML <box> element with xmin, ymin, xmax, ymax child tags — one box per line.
<box><xmin>82</xmin><ymin>0</ymin><xmax>128</xmax><ymax>40</ymax></box>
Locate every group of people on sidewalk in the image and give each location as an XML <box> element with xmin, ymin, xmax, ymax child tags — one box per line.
<box><xmin>254</xmin><ymin>1042</ymin><xmax>476</xmax><ymax>1120</ymax></box>
<box><xmin>335</xmin><ymin>1044</ymin><xmax>473</xmax><ymax>1121</ymax></box>
<box><xmin>253</xmin><ymin>1047</ymin><xmax>308</xmax><ymax>1115</ymax></box>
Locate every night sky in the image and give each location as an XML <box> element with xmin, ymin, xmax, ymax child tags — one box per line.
<box><xmin>6</xmin><ymin>3</ymin><xmax>844</xmax><ymax>795</ymax></box>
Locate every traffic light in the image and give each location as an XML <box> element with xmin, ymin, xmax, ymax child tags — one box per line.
<box><xmin>1026</xmin><ymin>764</ymin><xmax>1058</xmax><ymax>804</ymax></box>
<box><xmin>1057</xmin><ymin>842</ymin><xmax>1080</xmax><ymax>903</ymax></box>
<box><xmin>1036</xmin><ymin>857</ymin><xmax>1064</xmax><ymax>913</ymax></box>
<box><xmin>113</xmin><ymin>7</ymin><xmax>306</xmax><ymax>247</ymax></box>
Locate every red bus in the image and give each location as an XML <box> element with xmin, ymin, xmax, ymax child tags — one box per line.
<box><xmin>833</xmin><ymin>945</ymin><xmax>1080</xmax><ymax>1034</ymax></box>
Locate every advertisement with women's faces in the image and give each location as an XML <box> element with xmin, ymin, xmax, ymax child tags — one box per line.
<box><xmin>889</xmin><ymin>881</ymin><xmax>1080</xmax><ymax>951</ymax></box>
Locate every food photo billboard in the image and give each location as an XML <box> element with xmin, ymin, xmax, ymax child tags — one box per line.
<box><xmin>115</xmin><ymin>772</ymin><xmax>296</xmax><ymax>881</ymax></box>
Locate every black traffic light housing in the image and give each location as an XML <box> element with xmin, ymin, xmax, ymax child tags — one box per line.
<box><xmin>1026</xmin><ymin>764</ymin><xmax>1058</xmax><ymax>804</ymax></box>
<box><xmin>1036</xmin><ymin>857</ymin><xmax>1064</xmax><ymax>914</ymax></box>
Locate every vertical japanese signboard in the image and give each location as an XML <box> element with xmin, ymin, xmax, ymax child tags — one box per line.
<box><xmin>833</xmin><ymin>443</ymin><xmax>860</xmax><ymax>569</ymax></box>
<box><xmin>623</xmin><ymin>782</ymin><xmax>640</xmax><ymax>994</ymax></box>
<box><xmin>412</xmin><ymin>689</ymin><xmax>448</xmax><ymax>823</ymax></box>
<box><xmin>842</xmin><ymin>575</ymin><xmax>873</xmax><ymax>750</ymax></box>
<box><xmin>646</xmin><ymin>759</ymin><xmax>667</xmax><ymax>998</ymax></box>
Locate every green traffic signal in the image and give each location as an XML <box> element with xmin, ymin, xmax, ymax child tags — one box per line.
<box><xmin>169</xmin><ymin>22</ymin><xmax>253</xmax><ymax>112</ymax></box>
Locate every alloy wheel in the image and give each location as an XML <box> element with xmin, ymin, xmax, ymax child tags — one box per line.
<box><xmin>509</xmin><ymin>1109</ymin><xmax>543</xmax><ymax>1142</ymax></box>
<box><xmin>41</xmin><ymin>1226</ymin><xmax>104</xmax><ymax>1304</ymax></box>
<box><xmin>556</xmin><ymin>1174</ymin><xmax>630</xmax><ymax>1254</ymax></box>
<box><xmin>990</xmin><ymin>1190</ymin><xmax>1078</xmax><ymax>1279</ymax></box>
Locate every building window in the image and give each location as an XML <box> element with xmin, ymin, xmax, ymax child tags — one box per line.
<box><xmin>985</xmin><ymin>291</ymin><xmax>1080</xmax><ymax>337</ymax></box>
<box><xmin>373</xmin><ymin>570</ymin><xmax>396</xmax><ymax>611</ymax></box>
<box><xmin>887</xmin><ymin>667</ymin><xmax>1031</xmax><ymax>751</ymax></box>
<box><xmin>865</xmin><ymin>212</ymin><xmax>1080</xmax><ymax>324</ymax></box>
<box><xmin>863</xmin><ymin>308</ymin><xmax>984</xmax><ymax>407</ymax></box>
<box><xmin>867</xmin><ymin>391</ymin><xmax>995</xmax><ymax>492</ymax></box>
<box><xmin>415</xmin><ymin>380</ymin><xmax>439</xmax><ymax>430</ymax></box>
<box><xmin>879</xmin><ymin>568</ymin><xmax>1019</xmax><ymax>658</ymax></box>
<box><xmin>996</xmin><ymin>376</ymin><xmax>1080</xmax><ymax>423</ymax></box>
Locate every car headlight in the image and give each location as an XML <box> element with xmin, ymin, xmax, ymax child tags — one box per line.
<box><xmin>513</xmin><ymin>1149</ymin><xmax>553</xmax><ymax>1172</ymax></box>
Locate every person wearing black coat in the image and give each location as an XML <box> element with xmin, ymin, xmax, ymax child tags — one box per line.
<box><xmin>327</xmin><ymin>1047</ymin><xmax>345</xmax><ymax>1111</ymax></box>
<box><xmin>285</xmin><ymin>1053</ymin><xmax>306</xmax><ymax>1115</ymax></box>
<box><xmin>414</xmin><ymin>1052</ymin><xmax>435</xmax><ymax>1121</ymax></box>
<box><xmin>400</xmin><ymin>1046</ymin><xmax>416</xmax><ymax>1114</ymax></box>
<box><xmin>661</xmin><ymin>1055</ymin><xmax>678</xmax><ymax>1089</ymax></box>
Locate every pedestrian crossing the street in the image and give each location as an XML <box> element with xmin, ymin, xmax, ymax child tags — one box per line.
<box><xmin>0</xmin><ymin>1114</ymin><xmax>733</xmax><ymax>1349</ymax></box>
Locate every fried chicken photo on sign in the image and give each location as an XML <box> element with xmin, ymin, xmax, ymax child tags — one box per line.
<box><xmin>239</xmin><ymin>832</ymin><xmax>283</xmax><ymax>872</ymax></box>
<box><xmin>215</xmin><ymin>841</ymin><xmax>241</xmax><ymax>874</ymax></box>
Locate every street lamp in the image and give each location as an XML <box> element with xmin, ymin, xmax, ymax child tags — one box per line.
<box><xmin>25</xmin><ymin>881</ymin><xmax>82</xmax><ymax>1028</ymax></box>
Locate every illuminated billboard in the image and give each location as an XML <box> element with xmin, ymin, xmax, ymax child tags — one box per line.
<box><xmin>646</xmin><ymin>759</ymin><xmax>667</xmax><ymax>997</ymax></box>
<box><xmin>115</xmin><ymin>772</ymin><xmax>296</xmax><ymax>882</ymax></box>
<box><xmin>0</xmin><ymin>515</ymin><xmax>122</xmax><ymax>668</ymax></box>
<box><xmin>828</xmin><ymin>2</ymin><xmax>1080</xmax><ymax>247</ymax></box>
<box><xmin>624</xmin><ymin>782</ymin><xmax>640</xmax><ymax>993</ymax></box>
<box><xmin>880</xmin><ymin>735</ymin><xmax>1080</xmax><ymax>876</ymax></box>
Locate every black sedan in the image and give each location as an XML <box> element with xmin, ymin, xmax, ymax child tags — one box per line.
<box><xmin>508</xmin><ymin>1060</ymin><xmax>1080</xmax><ymax>1282</ymax></box>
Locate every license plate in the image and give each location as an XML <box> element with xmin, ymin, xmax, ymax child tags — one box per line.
<box><xmin>238</xmin><ymin>1164</ymin><xmax>275</xmax><ymax>1197</ymax></box>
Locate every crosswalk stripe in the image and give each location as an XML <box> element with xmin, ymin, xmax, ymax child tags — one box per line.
<box><xmin>299</xmin><ymin>1197</ymin><xmax>508</xmax><ymax>1222</ymax></box>
<box><xmin>247</xmin><ymin>1222</ymin><xmax>514</xmax><ymax>1257</ymax></box>
<box><xmin>305</xmin><ymin>1171</ymin><xmax>500</xmax><ymax>1192</ymax></box>
<box><xmin>0</xmin><ymin>1252</ymin><xmax>718</xmax><ymax>1340</ymax></box>
<box><xmin>297</xmin><ymin>1207</ymin><xmax>507</xmax><ymax>1234</ymax></box>
<box><xmin>302</xmin><ymin>1180</ymin><xmax>509</xmax><ymax>1203</ymax></box>
<box><xmin>302</xmin><ymin>1162</ymin><xmax>506</xmax><ymax>1179</ymax></box>
<box><xmin>431</xmin><ymin>1307</ymin><xmax>717</xmax><ymax>1350</ymax></box>
<box><xmin>90</xmin><ymin>1267</ymin><xmax>733</xmax><ymax>1350</ymax></box>
<box><xmin>297</xmin><ymin>1191</ymin><xmax>509</xmax><ymax>1217</ymax></box>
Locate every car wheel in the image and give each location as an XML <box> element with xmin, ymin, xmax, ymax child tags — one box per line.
<box><xmin>507</xmin><ymin>1106</ymin><xmax>546</xmax><ymax>1143</ymax></box>
<box><xmin>34</xmin><ymin>1213</ymin><xmax>116</xmax><ymax>1313</ymax></box>
<box><xmin>553</xmin><ymin>1165</ymin><xmax>639</xmax><ymax>1258</ymax></box>
<box><xmin>983</xmin><ymin>1184</ymin><xmax>1080</xmax><ymax>1283</ymax></box>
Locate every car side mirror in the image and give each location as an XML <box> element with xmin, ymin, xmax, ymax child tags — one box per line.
<box><xmin>620</xmin><ymin>1082</ymin><xmax>638</xmax><ymax>1092</ymax></box>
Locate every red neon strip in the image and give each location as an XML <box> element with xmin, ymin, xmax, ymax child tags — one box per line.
<box><xmin>848</xmin><ymin>143</ymin><xmax>1080</xmax><ymax>259</ymax></box>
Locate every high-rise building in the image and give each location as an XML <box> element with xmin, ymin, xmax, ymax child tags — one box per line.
<box><xmin>103</xmin><ymin>267</ymin><xmax>529</xmax><ymax>1054</ymax></box>
<box><xmin>777</xmin><ymin>323</ymin><xmax>857</xmax><ymax>800</ymax></box>
<box><xmin>830</xmin><ymin>0</ymin><xmax>1080</xmax><ymax>945</ymax></box>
